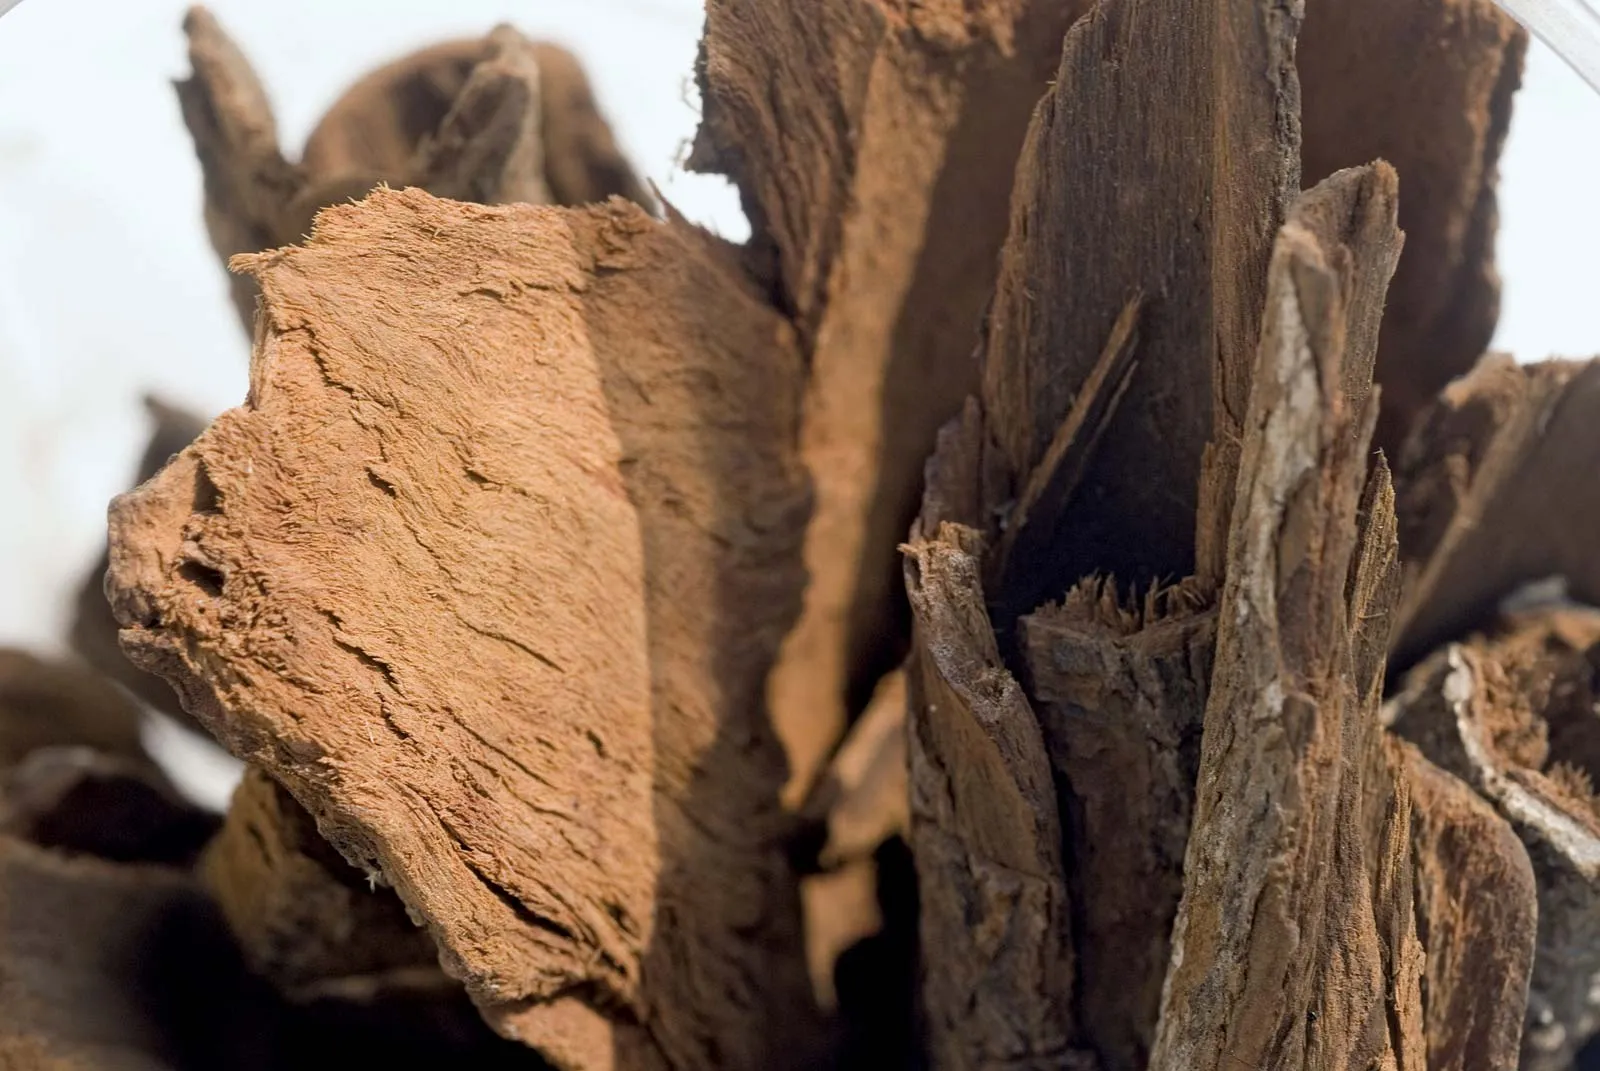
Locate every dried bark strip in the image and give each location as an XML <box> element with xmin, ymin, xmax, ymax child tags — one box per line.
<box><xmin>1391</xmin><ymin>355</ymin><xmax>1600</xmax><ymax>668</ymax></box>
<box><xmin>1151</xmin><ymin>164</ymin><xmax>1420</xmax><ymax>1070</ymax></box>
<box><xmin>976</xmin><ymin>0</ymin><xmax>1300</xmax><ymax>603</ymax></box>
<box><xmin>1400</xmin><ymin>743</ymin><xmax>1537</xmax><ymax>1071</ymax></box>
<box><xmin>180</xmin><ymin>7</ymin><xmax>643</xmax><ymax>331</ymax></box>
<box><xmin>903</xmin><ymin>523</ymin><xmax>1090</xmax><ymax>1069</ymax></box>
<box><xmin>1299</xmin><ymin>0</ymin><xmax>1525</xmax><ymax>451</ymax></box>
<box><xmin>1386</xmin><ymin>608</ymin><xmax>1600</xmax><ymax>1070</ymax></box>
<box><xmin>1018</xmin><ymin>580</ymin><xmax>1215</xmax><ymax>1071</ymax></box>
<box><xmin>201</xmin><ymin>767</ymin><xmax>440</xmax><ymax>1000</ymax></box>
<box><xmin>694</xmin><ymin>0</ymin><xmax>1090</xmax><ymax>800</ymax></box>
<box><xmin>108</xmin><ymin>189</ymin><xmax>817</xmax><ymax>1070</ymax></box>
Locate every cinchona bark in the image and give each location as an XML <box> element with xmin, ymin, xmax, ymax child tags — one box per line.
<box><xmin>107</xmin><ymin>189</ymin><xmax>821</xmax><ymax>1071</ymax></box>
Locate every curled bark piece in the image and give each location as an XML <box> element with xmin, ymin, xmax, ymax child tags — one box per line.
<box><xmin>0</xmin><ymin>747</ymin><xmax>217</xmax><ymax>867</ymax></box>
<box><xmin>179</xmin><ymin>8</ymin><xmax>645</xmax><ymax>333</ymax></box>
<box><xmin>0</xmin><ymin>651</ymin><xmax>147</xmax><ymax>769</ymax></box>
<box><xmin>694</xmin><ymin>0</ymin><xmax>1091</xmax><ymax>802</ymax></box>
<box><xmin>108</xmin><ymin>190</ymin><xmax>817</xmax><ymax>1070</ymax></box>
<box><xmin>0</xmin><ymin>836</ymin><xmax>269</xmax><ymax>1070</ymax></box>
<box><xmin>1391</xmin><ymin>356</ymin><xmax>1600</xmax><ymax>668</ymax></box>
<box><xmin>976</xmin><ymin>0</ymin><xmax>1301</xmax><ymax>601</ymax></box>
<box><xmin>903</xmin><ymin>522</ymin><xmax>1091</xmax><ymax>1069</ymax></box>
<box><xmin>1401</xmin><ymin>742</ymin><xmax>1537</xmax><ymax>1071</ymax></box>
<box><xmin>1151</xmin><ymin>164</ymin><xmax>1419</xmax><ymax>1070</ymax></box>
<box><xmin>1018</xmin><ymin>579</ymin><xmax>1215</xmax><ymax>1071</ymax></box>
<box><xmin>71</xmin><ymin>398</ymin><xmax>209</xmax><ymax>732</ymax></box>
<box><xmin>1386</xmin><ymin>608</ymin><xmax>1600</xmax><ymax>1070</ymax></box>
<box><xmin>1299</xmin><ymin>0</ymin><xmax>1525</xmax><ymax>451</ymax></box>
<box><xmin>200</xmin><ymin>767</ymin><xmax>439</xmax><ymax>1000</ymax></box>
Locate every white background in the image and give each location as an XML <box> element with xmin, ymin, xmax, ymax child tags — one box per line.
<box><xmin>0</xmin><ymin>0</ymin><xmax>1595</xmax><ymax>803</ymax></box>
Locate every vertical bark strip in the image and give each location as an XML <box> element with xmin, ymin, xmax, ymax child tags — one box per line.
<box><xmin>1299</xmin><ymin>0</ymin><xmax>1526</xmax><ymax>451</ymax></box>
<box><xmin>903</xmin><ymin>523</ymin><xmax>1089</xmax><ymax>1070</ymax></box>
<box><xmin>107</xmin><ymin>190</ymin><xmax>817</xmax><ymax>1070</ymax></box>
<box><xmin>693</xmin><ymin>0</ymin><xmax>1090</xmax><ymax>799</ymax></box>
<box><xmin>1151</xmin><ymin>164</ymin><xmax>1418</xmax><ymax>1070</ymax></box>
<box><xmin>1019</xmin><ymin>582</ymin><xmax>1215</xmax><ymax>1070</ymax></box>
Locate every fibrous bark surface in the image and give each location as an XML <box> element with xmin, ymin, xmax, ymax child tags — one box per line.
<box><xmin>107</xmin><ymin>189</ymin><xmax>817</xmax><ymax>1070</ymax></box>
<box><xmin>179</xmin><ymin>6</ymin><xmax>645</xmax><ymax>332</ymax></box>
<box><xmin>1299</xmin><ymin>0</ymin><xmax>1525</xmax><ymax>452</ymax></box>
<box><xmin>693</xmin><ymin>0</ymin><xmax>1091</xmax><ymax>800</ymax></box>
<box><xmin>1150</xmin><ymin>163</ymin><xmax>1419</xmax><ymax>1071</ymax></box>
<box><xmin>1392</xmin><ymin>355</ymin><xmax>1600</xmax><ymax>668</ymax></box>
<box><xmin>1387</xmin><ymin>607</ymin><xmax>1600</xmax><ymax>1070</ymax></box>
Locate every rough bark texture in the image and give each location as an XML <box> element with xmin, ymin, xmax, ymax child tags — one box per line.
<box><xmin>693</xmin><ymin>0</ymin><xmax>1092</xmax><ymax>801</ymax></box>
<box><xmin>107</xmin><ymin>190</ymin><xmax>818</xmax><ymax>1070</ymax></box>
<box><xmin>1387</xmin><ymin>608</ymin><xmax>1600</xmax><ymax>1070</ymax></box>
<box><xmin>1151</xmin><ymin>165</ymin><xmax>1420</xmax><ymax>1070</ymax></box>
<box><xmin>977</xmin><ymin>0</ymin><xmax>1301</xmax><ymax>606</ymax></box>
<box><xmin>1299</xmin><ymin>0</ymin><xmax>1525</xmax><ymax>453</ymax></box>
<box><xmin>1019</xmin><ymin>581</ymin><xmax>1215</xmax><ymax>1070</ymax></box>
<box><xmin>200</xmin><ymin>767</ymin><xmax>441</xmax><ymax>999</ymax></box>
<box><xmin>1392</xmin><ymin>356</ymin><xmax>1600</xmax><ymax>668</ymax></box>
<box><xmin>72</xmin><ymin>399</ymin><xmax>209</xmax><ymax>731</ymax></box>
<box><xmin>1400</xmin><ymin>742</ymin><xmax>1537</xmax><ymax>1071</ymax></box>
<box><xmin>903</xmin><ymin>522</ymin><xmax>1091</xmax><ymax>1070</ymax></box>
<box><xmin>179</xmin><ymin>6</ymin><xmax>644</xmax><ymax>332</ymax></box>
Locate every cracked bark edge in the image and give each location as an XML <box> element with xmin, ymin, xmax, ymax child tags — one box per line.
<box><xmin>1390</xmin><ymin>356</ymin><xmax>1600</xmax><ymax>669</ymax></box>
<box><xmin>106</xmin><ymin>189</ymin><xmax>818</xmax><ymax>1071</ymax></box>
<box><xmin>1019</xmin><ymin>580</ymin><xmax>1216</xmax><ymax>1070</ymax></box>
<box><xmin>1386</xmin><ymin>609</ymin><xmax>1600</xmax><ymax>1070</ymax></box>
<box><xmin>1150</xmin><ymin>163</ymin><xmax>1420</xmax><ymax>1070</ymax></box>
<box><xmin>694</xmin><ymin>0</ymin><xmax>1091</xmax><ymax>804</ymax></box>
<box><xmin>902</xmin><ymin>521</ymin><xmax>1093</xmax><ymax>1069</ymax></box>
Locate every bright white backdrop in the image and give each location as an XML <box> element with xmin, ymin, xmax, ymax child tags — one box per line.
<box><xmin>0</xmin><ymin>1</ymin><xmax>1595</xmax><ymax>803</ymax></box>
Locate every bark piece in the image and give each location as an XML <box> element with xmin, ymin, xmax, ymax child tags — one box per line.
<box><xmin>0</xmin><ymin>651</ymin><xmax>147</xmax><ymax>769</ymax></box>
<box><xmin>902</xmin><ymin>522</ymin><xmax>1091</xmax><ymax>1069</ymax></box>
<box><xmin>1401</xmin><ymin>742</ymin><xmax>1537</xmax><ymax>1071</ymax></box>
<box><xmin>812</xmin><ymin>668</ymin><xmax>908</xmax><ymax>871</ymax></box>
<box><xmin>0</xmin><ymin>747</ymin><xmax>218</xmax><ymax>867</ymax></box>
<box><xmin>977</xmin><ymin>0</ymin><xmax>1302</xmax><ymax>604</ymax></box>
<box><xmin>108</xmin><ymin>189</ymin><xmax>817</xmax><ymax>1070</ymax></box>
<box><xmin>694</xmin><ymin>0</ymin><xmax>1092</xmax><ymax>802</ymax></box>
<box><xmin>71</xmin><ymin>398</ymin><xmax>209</xmax><ymax>731</ymax></box>
<box><xmin>0</xmin><ymin>836</ymin><xmax>270</xmax><ymax>1070</ymax></box>
<box><xmin>1299</xmin><ymin>0</ymin><xmax>1525</xmax><ymax>451</ymax></box>
<box><xmin>1018</xmin><ymin>579</ymin><xmax>1215</xmax><ymax>1070</ymax></box>
<box><xmin>1391</xmin><ymin>355</ymin><xmax>1600</xmax><ymax>668</ymax></box>
<box><xmin>180</xmin><ymin>8</ymin><xmax>644</xmax><ymax>332</ymax></box>
<box><xmin>1386</xmin><ymin>608</ymin><xmax>1600</xmax><ymax>1070</ymax></box>
<box><xmin>1151</xmin><ymin>165</ymin><xmax>1420</xmax><ymax>1070</ymax></box>
<box><xmin>200</xmin><ymin>767</ymin><xmax>439</xmax><ymax>999</ymax></box>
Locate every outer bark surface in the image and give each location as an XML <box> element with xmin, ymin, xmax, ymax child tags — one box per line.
<box><xmin>1387</xmin><ymin>609</ymin><xmax>1600</xmax><ymax>1070</ymax></box>
<box><xmin>107</xmin><ymin>190</ymin><xmax>817</xmax><ymax>1070</ymax></box>
<box><xmin>1151</xmin><ymin>165</ymin><xmax>1419</xmax><ymax>1071</ymax></box>
<box><xmin>1019</xmin><ymin>582</ymin><xmax>1214</xmax><ymax>1070</ymax></box>
<box><xmin>1299</xmin><ymin>0</ymin><xmax>1525</xmax><ymax>451</ymax></box>
<box><xmin>694</xmin><ymin>0</ymin><xmax>1090</xmax><ymax>799</ymax></box>
<box><xmin>1392</xmin><ymin>356</ymin><xmax>1600</xmax><ymax>668</ymax></box>
<box><xmin>903</xmin><ymin>523</ymin><xmax>1090</xmax><ymax>1070</ymax></box>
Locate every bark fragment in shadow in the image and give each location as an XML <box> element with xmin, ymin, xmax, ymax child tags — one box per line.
<box><xmin>106</xmin><ymin>189</ymin><xmax>816</xmax><ymax>1070</ymax></box>
<box><xmin>693</xmin><ymin>0</ymin><xmax>1092</xmax><ymax>801</ymax></box>
<box><xmin>1391</xmin><ymin>355</ymin><xmax>1600</xmax><ymax>669</ymax></box>
<box><xmin>903</xmin><ymin>523</ymin><xmax>1093</xmax><ymax>1069</ymax></box>
<box><xmin>1299</xmin><ymin>0</ymin><xmax>1525</xmax><ymax>451</ymax></box>
<box><xmin>1387</xmin><ymin>606</ymin><xmax>1600</xmax><ymax>1070</ymax></box>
